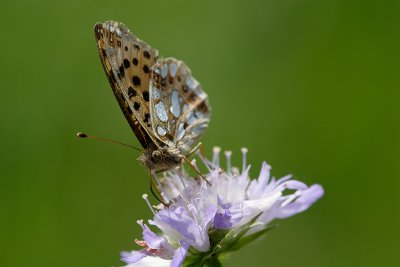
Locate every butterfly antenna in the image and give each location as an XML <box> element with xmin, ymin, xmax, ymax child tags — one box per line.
<box><xmin>76</xmin><ymin>132</ymin><xmax>142</xmax><ymax>152</ymax></box>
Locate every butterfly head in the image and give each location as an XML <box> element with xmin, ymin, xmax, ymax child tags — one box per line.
<box><xmin>138</xmin><ymin>147</ymin><xmax>182</xmax><ymax>173</ymax></box>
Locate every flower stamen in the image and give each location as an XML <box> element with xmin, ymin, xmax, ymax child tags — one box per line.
<box><xmin>196</xmin><ymin>150</ymin><xmax>213</xmax><ymax>173</ymax></box>
<box><xmin>212</xmin><ymin>146</ymin><xmax>221</xmax><ymax>167</ymax></box>
<box><xmin>225</xmin><ymin>151</ymin><xmax>232</xmax><ymax>174</ymax></box>
<box><xmin>142</xmin><ymin>194</ymin><xmax>156</xmax><ymax>215</ymax></box>
<box><xmin>241</xmin><ymin>147</ymin><xmax>248</xmax><ymax>174</ymax></box>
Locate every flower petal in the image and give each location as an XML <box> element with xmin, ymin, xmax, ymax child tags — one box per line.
<box><xmin>124</xmin><ymin>256</ymin><xmax>172</xmax><ymax>267</ymax></box>
<box><xmin>142</xmin><ymin>224</ymin><xmax>164</xmax><ymax>249</ymax></box>
<box><xmin>171</xmin><ymin>240</ymin><xmax>190</xmax><ymax>267</ymax></box>
<box><xmin>247</xmin><ymin>162</ymin><xmax>271</xmax><ymax>199</ymax></box>
<box><xmin>121</xmin><ymin>249</ymin><xmax>150</xmax><ymax>264</ymax></box>
<box><xmin>275</xmin><ymin>184</ymin><xmax>324</xmax><ymax>219</ymax></box>
<box><xmin>244</xmin><ymin>191</ymin><xmax>282</xmax><ymax>213</ymax></box>
<box><xmin>213</xmin><ymin>209</ymin><xmax>233</xmax><ymax>229</ymax></box>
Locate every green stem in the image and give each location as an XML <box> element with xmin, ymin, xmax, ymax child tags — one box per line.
<box><xmin>202</xmin><ymin>254</ymin><xmax>222</xmax><ymax>267</ymax></box>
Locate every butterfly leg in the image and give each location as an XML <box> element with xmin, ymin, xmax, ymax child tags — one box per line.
<box><xmin>187</xmin><ymin>142</ymin><xmax>214</xmax><ymax>172</ymax></box>
<box><xmin>187</xmin><ymin>142</ymin><xmax>206</xmax><ymax>159</ymax></box>
<box><xmin>182</xmin><ymin>156</ymin><xmax>212</xmax><ymax>186</ymax></box>
<box><xmin>148</xmin><ymin>171</ymin><xmax>169</xmax><ymax>206</ymax></box>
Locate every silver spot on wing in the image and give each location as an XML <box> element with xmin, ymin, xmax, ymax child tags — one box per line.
<box><xmin>181</xmin><ymin>67</ymin><xmax>187</xmax><ymax>75</ymax></box>
<box><xmin>170</xmin><ymin>90</ymin><xmax>181</xmax><ymax>118</ymax></box>
<box><xmin>195</xmin><ymin>110</ymin><xmax>205</xmax><ymax>119</ymax></box>
<box><xmin>177</xmin><ymin>123</ymin><xmax>185</xmax><ymax>141</ymax></box>
<box><xmin>157</xmin><ymin>126</ymin><xmax>167</xmax><ymax>136</ymax></box>
<box><xmin>192</xmin><ymin>124</ymin><xmax>207</xmax><ymax>135</ymax></box>
<box><xmin>152</xmin><ymin>88</ymin><xmax>161</xmax><ymax>100</ymax></box>
<box><xmin>185</xmin><ymin>77</ymin><xmax>199</xmax><ymax>90</ymax></box>
<box><xmin>185</xmin><ymin>77</ymin><xmax>194</xmax><ymax>89</ymax></box>
<box><xmin>155</xmin><ymin>101</ymin><xmax>168</xmax><ymax>122</ymax></box>
<box><xmin>115</xmin><ymin>28</ymin><xmax>121</xmax><ymax>37</ymax></box>
<box><xmin>186</xmin><ymin>111</ymin><xmax>195</xmax><ymax>124</ymax></box>
<box><xmin>161</xmin><ymin>64</ymin><xmax>168</xmax><ymax>79</ymax></box>
<box><xmin>169</xmin><ymin>63</ymin><xmax>177</xmax><ymax>78</ymax></box>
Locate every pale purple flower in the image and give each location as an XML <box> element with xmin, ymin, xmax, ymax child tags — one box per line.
<box><xmin>121</xmin><ymin>147</ymin><xmax>324</xmax><ymax>267</ymax></box>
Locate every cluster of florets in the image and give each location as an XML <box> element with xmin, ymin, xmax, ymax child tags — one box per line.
<box><xmin>122</xmin><ymin>148</ymin><xmax>324</xmax><ymax>267</ymax></box>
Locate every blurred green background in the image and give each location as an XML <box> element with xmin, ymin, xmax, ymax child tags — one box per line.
<box><xmin>1</xmin><ymin>0</ymin><xmax>399</xmax><ymax>266</ymax></box>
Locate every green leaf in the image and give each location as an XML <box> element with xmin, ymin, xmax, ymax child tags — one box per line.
<box><xmin>208</xmin><ymin>228</ymin><xmax>230</xmax><ymax>247</ymax></box>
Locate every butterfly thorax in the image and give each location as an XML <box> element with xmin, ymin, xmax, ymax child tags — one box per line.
<box><xmin>138</xmin><ymin>146</ymin><xmax>182</xmax><ymax>172</ymax></box>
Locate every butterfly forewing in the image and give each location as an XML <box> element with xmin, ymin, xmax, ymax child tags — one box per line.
<box><xmin>94</xmin><ymin>21</ymin><xmax>159</xmax><ymax>148</ymax></box>
<box><xmin>150</xmin><ymin>58</ymin><xmax>211</xmax><ymax>155</ymax></box>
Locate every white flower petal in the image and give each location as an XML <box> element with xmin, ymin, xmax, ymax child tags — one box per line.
<box><xmin>124</xmin><ymin>256</ymin><xmax>171</xmax><ymax>267</ymax></box>
<box><xmin>244</xmin><ymin>191</ymin><xmax>282</xmax><ymax>212</ymax></box>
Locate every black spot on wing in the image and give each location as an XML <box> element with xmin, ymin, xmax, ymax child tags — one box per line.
<box><xmin>134</xmin><ymin>101</ymin><xmax>140</xmax><ymax>111</ymax></box>
<box><xmin>128</xmin><ymin>86</ymin><xmax>137</xmax><ymax>97</ymax></box>
<box><xmin>189</xmin><ymin>92</ymin><xmax>197</xmax><ymax>101</ymax></box>
<box><xmin>143</xmin><ymin>91</ymin><xmax>149</xmax><ymax>102</ymax></box>
<box><xmin>143</xmin><ymin>113</ymin><xmax>150</xmax><ymax>123</ymax></box>
<box><xmin>143</xmin><ymin>50</ymin><xmax>151</xmax><ymax>59</ymax></box>
<box><xmin>123</xmin><ymin>59</ymin><xmax>130</xmax><ymax>69</ymax></box>
<box><xmin>132</xmin><ymin>76</ymin><xmax>141</xmax><ymax>86</ymax></box>
<box><xmin>118</xmin><ymin>65</ymin><xmax>124</xmax><ymax>78</ymax></box>
<box><xmin>198</xmin><ymin>101</ymin><xmax>209</xmax><ymax>112</ymax></box>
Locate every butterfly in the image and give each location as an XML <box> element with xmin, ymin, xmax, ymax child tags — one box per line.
<box><xmin>94</xmin><ymin>21</ymin><xmax>211</xmax><ymax>174</ymax></box>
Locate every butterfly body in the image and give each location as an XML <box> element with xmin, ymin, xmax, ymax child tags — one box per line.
<box><xmin>138</xmin><ymin>147</ymin><xmax>182</xmax><ymax>173</ymax></box>
<box><xmin>94</xmin><ymin>21</ymin><xmax>211</xmax><ymax>173</ymax></box>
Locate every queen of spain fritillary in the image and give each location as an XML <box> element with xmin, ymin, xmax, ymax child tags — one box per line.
<box><xmin>94</xmin><ymin>21</ymin><xmax>211</xmax><ymax>174</ymax></box>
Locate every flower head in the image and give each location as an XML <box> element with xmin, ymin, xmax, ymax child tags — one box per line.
<box><xmin>122</xmin><ymin>147</ymin><xmax>324</xmax><ymax>267</ymax></box>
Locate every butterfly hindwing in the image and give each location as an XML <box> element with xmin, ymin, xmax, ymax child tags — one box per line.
<box><xmin>150</xmin><ymin>58</ymin><xmax>211</xmax><ymax>155</ymax></box>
